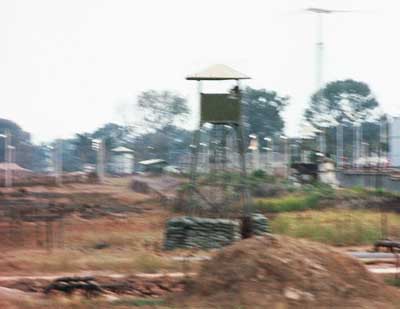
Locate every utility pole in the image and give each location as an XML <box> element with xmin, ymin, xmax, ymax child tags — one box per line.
<box><xmin>280</xmin><ymin>135</ymin><xmax>289</xmax><ymax>178</ymax></box>
<box><xmin>306</xmin><ymin>7</ymin><xmax>358</xmax><ymax>158</ymax></box>
<box><xmin>93</xmin><ymin>139</ymin><xmax>105</xmax><ymax>183</ymax></box>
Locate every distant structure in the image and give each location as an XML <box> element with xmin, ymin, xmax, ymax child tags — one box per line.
<box><xmin>186</xmin><ymin>64</ymin><xmax>251</xmax><ymax>213</ymax></box>
<box><xmin>389</xmin><ymin>117</ymin><xmax>400</xmax><ymax>168</ymax></box>
<box><xmin>138</xmin><ymin>159</ymin><xmax>167</xmax><ymax>174</ymax></box>
<box><xmin>110</xmin><ymin>146</ymin><xmax>134</xmax><ymax>174</ymax></box>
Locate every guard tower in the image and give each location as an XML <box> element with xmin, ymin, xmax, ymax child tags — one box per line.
<box><xmin>186</xmin><ymin>64</ymin><xmax>251</xmax><ymax>215</ymax></box>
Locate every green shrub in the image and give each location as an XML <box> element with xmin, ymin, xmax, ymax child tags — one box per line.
<box><xmin>251</xmin><ymin>169</ymin><xmax>266</xmax><ymax>178</ymax></box>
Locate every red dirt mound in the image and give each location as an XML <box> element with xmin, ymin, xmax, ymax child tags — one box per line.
<box><xmin>175</xmin><ymin>235</ymin><xmax>400</xmax><ymax>308</ymax></box>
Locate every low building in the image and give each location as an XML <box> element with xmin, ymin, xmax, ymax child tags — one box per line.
<box><xmin>138</xmin><ymin>159</ymin><xmax>168</xmax><ymax>174</ymax></box>
<box><xmin>110</xmin><ymin>146</ymin><xmax>134</xmax><ymax>174</ymax></box>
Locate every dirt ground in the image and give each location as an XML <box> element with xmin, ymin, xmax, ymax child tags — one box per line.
<box><xmin>1</xmin><ymin>177</ymin><xmax>400</xmax><ymax>308</ymax></box>
<box><xmin>176</xmin><ymin>235</ymin><xmax>400</xmax><ymax>309</ymax></box>
<box><xmin>0</xmin><ymin>177</ymin><xmax>200</xmax><ymax>308</ymax></box>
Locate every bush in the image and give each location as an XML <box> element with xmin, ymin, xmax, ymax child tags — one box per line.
<box><xmin>251</xmin><ymin>169</ymin><xmax>266</xmax><ymax>178</ymax></box>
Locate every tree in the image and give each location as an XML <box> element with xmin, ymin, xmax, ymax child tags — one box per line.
<box><xmin>73</xmin><ymin>133</ymin><xmax>95</xmax><ymax>168</ymax></box>
<box><xmin>241</xmin><ymin>87</ymin><xmax>288</xmax><ymax>138</ymax></box>
<box><xmin>92</xmin><ymin>123</ymin><xmax>131</xmax><ymax>163</ymax></box>
<box><xmin>137</xmin><ymin>90</ymin><xmax>189</xmax><ymax>131</ymax></box>
<box><xmin>0</xmin><ymin>118</ymin><xmax>34</xmax><ymax>169</ymax></box>
<box><xmin>131</xmin><ymin>125</ymin><xmax>192</xmax><ymax>163</ymax></box>
<box><xmin>305</xmin><ymin>79</ymin><xmax>379</xmax><ymax>129</ymax></box>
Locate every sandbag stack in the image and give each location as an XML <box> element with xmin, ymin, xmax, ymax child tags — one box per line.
<box><xmin>164</xmin><ymin>216</ymin><xmax>240</xmax><ymax>250</ymax></box>
<box><xmin>249</xmin><ymin>213</ymin><xmax>270</xmax><ymax>235</ymax></box>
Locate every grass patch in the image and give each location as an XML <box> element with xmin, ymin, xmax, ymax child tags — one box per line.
<box><xmin>340</xmin><ymin>186</ymin><xmax>400</xmax><ymax>199</ymax></box>
<box><xmin>271</xmin><ymin>210</ymin><xmax>400</xmax><ymax>246</ymax></box>
<box><xmin>254</xmin><ymin>193</ymin><xmax>322</xmax><ymax>213</ymax></box>
<box><xmin>111</xmin><ymin>298</ymin><xmax>165</xmax><ymax>307</ymax></box>
<box><xmin>13</xmin><ymin>298</ymin><xmax>168</xmax><ymax>309</ymax></box>
<box><xmin>253</xmin><ymin>182</ymin><xmax>337</xmax><ymax>213</ymax></box>
<box><xmin>385</xmin><ymin>278</ymin><xmax>400</xmax><ymax>288</ymax></box>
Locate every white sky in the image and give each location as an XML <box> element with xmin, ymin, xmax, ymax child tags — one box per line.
<box><xmin>0</xmin><ymin>0</ymin><xmax>399</xmax><ymax>142</ymax></box>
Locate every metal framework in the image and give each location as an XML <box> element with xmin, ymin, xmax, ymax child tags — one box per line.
<box><xmin>186</xmin><ymin>64</ymin><xmax>251</xmax><ymax>215</ymax></box>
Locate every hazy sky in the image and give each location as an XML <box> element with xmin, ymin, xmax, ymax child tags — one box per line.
<box><xmin>0</xmin><ymin>0</ymin><xmax>398</xmax><ymax>142</ymax></box>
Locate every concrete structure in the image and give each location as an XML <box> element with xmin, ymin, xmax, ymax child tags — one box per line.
<box><xmin>389</xmin><ymin>117</ymin><xmax>400</xmax><ymax>168</ymax></box>
<box><xmin>318</xmin><ymin>159</ymin><xmax>338</xmax><ymax>187</ymax></box>
<box><xmin>110</xmin><ymin>146</ymin><xmax>134</xmax><ymax>174</ymax></box>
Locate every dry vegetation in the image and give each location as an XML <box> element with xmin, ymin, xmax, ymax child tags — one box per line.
<box><xmin>271</xmin><ymin>209</ymin><xmax>400</xmax><ymax>246</ymax></box>
<box><xmin>2</xmin><ymin>177</ymin><xmax>400</xmax><ymax>308</ymax></box>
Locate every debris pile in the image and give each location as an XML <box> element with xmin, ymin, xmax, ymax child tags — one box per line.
<box><xmin>3</xmin><ymin>275</ymin><xmax>185</xmax><ymax>298</ymax></box>
<box><xmin>176</xmin><ymin>235</ymin><xmax>400</xmax><ymax>308</ymax></box>
<box><xmin>164</xmin><ymin>217</ymin><xmax>240</xmax><ymax>250</ymax></box>
<box><xmin>44</xmin><ymin>276</ymin><xmax>104</xmax><ymax>296</ymax></box>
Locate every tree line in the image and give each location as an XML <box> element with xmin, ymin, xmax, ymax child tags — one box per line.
<box><xmin>0</xmin><ymin>78</ymin><xmax>383</xmax><ymax>171</ymax></box>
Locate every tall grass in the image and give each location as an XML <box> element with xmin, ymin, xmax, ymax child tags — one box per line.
<box><xmin>254</xmin><ymin>194</ymin><xmax>322</xmax><ymax>212</ymax></box>
<box><xmin>271</xmin><ymin>210</ymin><xmax>400</xmax><ymax>246</ymax></box>
<box><xmin>340</xmin><ymin>186</ymin><xmax>400</xmax><ymax>198</ymax></box>
<box><xmin>252</xmin><ymin>182</ymin><xmax>337</xmax><ymax>213</ymax></box>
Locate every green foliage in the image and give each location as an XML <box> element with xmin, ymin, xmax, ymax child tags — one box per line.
<box><xmin>271</xmin><ymin>210</ymin><xmax>390</xmax><ymax>246</ymax></box>
<box><xmin>341</xmin><ymin>186</ymin><xmax>399</xmax><ymax>198</ymax></box>
<box><xmin>251</xmin><ymin>169</ymin><xmax>266</xmax><ymax>178</ymax></box>
<box><xmin>137</xmin><ymin>90</ymin><xmax>189</xmax><ymax>131</ymax></box>
<box><xmin>302</xmin><ymin>182</ymin><xmax>336</xmax><ymax>199</ymax></box>
<box><xmin>304</xmin><ymin>79</ymin><xmax>382</xmax><ymax>159</ymax></box>
<box><xmin>254</xmin><ymin>194</ymin><xmax>322</xmax><ymax>213</ymax></box>
<box><xmin>385</xmin><ymin>278</ymin><xmax>400</xmax><ymax>288</ymax></box>
<box><xmin>241</xmin><ymin>87</ymin><xmax>288</xmax><ymax>137</ymax></box>
<box><xmin>252</xmin><ymin>182</ymin><xmax>336</xmax><ymax>212</ymax></box>
<box><xmin>0</xmin><ymin>118</ymin><xmax>36</xmax><ymax>169</ymax></box>
<box><xmin>200</xmin><ymin>171</ymin><xmax>277</xmax><ymax>188</ymax></box>
<box><xmin>132</xmin><ymin>125</ymin><xmax>192</xmax><ymax>163</ymax></box>
<box><xmin>305</xmin><ymin>79</ymin><xmax>379</xmax><ymax>129</ymax></box>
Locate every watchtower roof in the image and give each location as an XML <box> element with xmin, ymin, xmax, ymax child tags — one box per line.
<box><xmin>186</xmin><ymin>64</ymin><xmax>250</xmax><ymax>81</ymax></box>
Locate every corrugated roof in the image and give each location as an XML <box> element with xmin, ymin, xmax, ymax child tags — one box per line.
<box><xmin>138</xmin><ymin>159</ymin><xmax>167</xmax><ymax>166</ymax></box>
<box><xmin>186</xmin><ymin>64</ymin><xmax>250</xmax><ymax>80</ymax></box>
<box><xmin>112</xmin><ymin>146</ymin><xmax>134</xmax><ymax>153</ymax></box>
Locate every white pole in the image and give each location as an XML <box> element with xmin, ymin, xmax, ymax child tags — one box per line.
<box><xmin>2</xmin><ymin>133</ymin><xmax>7</xmax><ymax>187</ymax></box>
<box><xmin>5</xmin><ymin>131</ymin><xmax>11</xmax><ymax>187</ymax></box>
<box><xmin>336</xmin><ymin>124</ymin><xmax>343</xmax><ymax>168</ymax></box>
<box><xmin>316</xmin><ymin>12</ymin><xmax>324</xmax><ymax>89</ymax></box>
<box><xmin>97</xmin><ymin>139</ymin><xmax>105</xmax><ymax>183</ymax></box>
<box><xmin>285</xmin><ymin>139</ymin><xmax>289</xmax><ymax>178</ymax></box>
<box><xmin>270</xmin><ymin>139</ymin><xmax>274</xmax><ymax>173</ymax></box>
<box><xmin>56</xmin><ymin>140</ymin><xmax>62</xmax><ymax>185</ymax></box>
